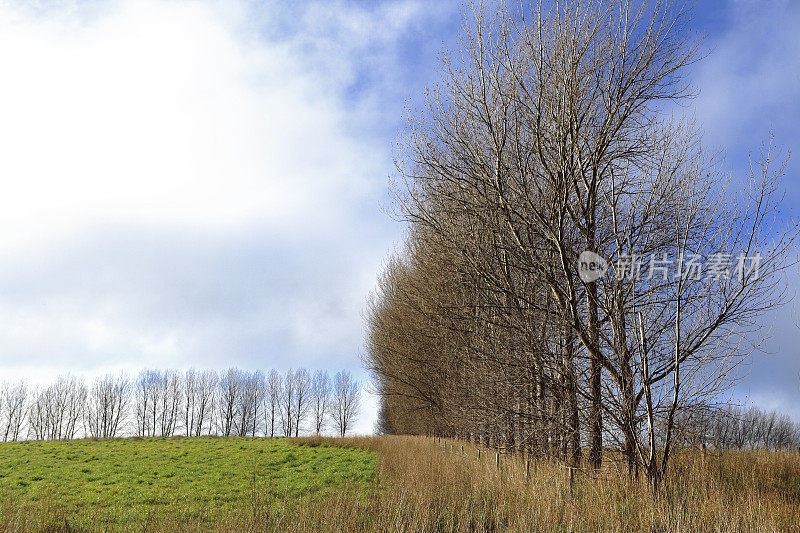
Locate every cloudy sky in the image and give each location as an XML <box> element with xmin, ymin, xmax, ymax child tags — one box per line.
<box><xmin>0</xmin><ymin>0</ymin><xmax>798</xmax><ymax>433</ymax></box>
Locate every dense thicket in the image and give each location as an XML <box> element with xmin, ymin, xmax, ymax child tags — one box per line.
<box><xmin>0</xmin><ymin>368</ymin><xmax>361</xmax><ymax>441</ymax></box>
<box><xmin>365</xmin><ymin>0</ymin><xmax>798</xmax><ymax>490</ymax></box>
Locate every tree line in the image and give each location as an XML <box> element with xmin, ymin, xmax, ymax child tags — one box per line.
<box><xmin>365</xmin><ymin>0</ymin><xmax>798</xmax><ymax>491</ymax></box>
<box><xmin>0</xmin><ymin>368</ymin><xmax>361</xmax><ymax>441</ymax></box>
<box><xmin>673</xmin><ymin>405</ymin><xmax>800</xmax><ymax>452</ymax></box>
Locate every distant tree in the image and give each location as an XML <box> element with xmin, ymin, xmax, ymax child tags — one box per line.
<box><xmin>311</xmin><ymin>370</ymin><xmax>330</xmax><ymax>435</ymax></box>
<box><xmin>293</xmin><ymin>368</ymin><xmax>311</xmax><ymax>437</ymax></box>
<box><xmin>158</xmin><ymin>370</ymin><xmax>181</xmax><ymax>437</ymax></box>
<box><xmin>281</xmin><ymin>369</ymin><xmax>295</xmax><ymax>437</ymax></box>
<box><xmin>183</xmin><ymin>369</ymin><xmax>219</xmax><ymax>437</ymax></box>
<box><xmin>1</xmin><ymin>380</ymin><xmax>27</xmax><ymax>442</ymax></box>
<box><xmin>197</xmin><ymin>370</ymin><xmax>218</xmax><ymax>436</ymax></box>
<box><xmin>28</xmin><ymin>375</ymin><xmax>86</xmax><ymax>440</ymax></box>
<box><xmin>85</xmin><ymin>373</ymin><xmax>130</xmax><ymax>439</ymax></box>
<box><xmin>183</xmin><ymin>369</ymin><xmax>198</xmax><ymax>437</ymax></box>
<box><xmin>133</xmin><ymin>369</ymin><xmax>180</xmax><ymax>437</ymax></box>
<box><xmin>266</xmin><ymin>369</ymin><xmax>281</xmax><ymax>438</ymax></box>
<box><xmin>330</xmin><ymin>371</ymin><xmax>360</xmax><ymax>437</ymax></box>
<box><xmin>217</xmin><ymin>368</ymin><xmax>242</xmax><ymax>437</ymax></box>
<box><xmin>248</xmin><ymin>371</ymin><xmax>265</xmax><ymax>437</ymax></box>
<box><xmin>236</xmin><ymin>371</ymin><xmax>264</xmax><ymax>437</ymax></box>
<box><xmin>135</xmin><ymin>370</ymin><xmax>156</xmax><ymax>437</ymax></box>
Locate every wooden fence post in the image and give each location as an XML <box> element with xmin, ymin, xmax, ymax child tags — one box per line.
<box><xmin>495</xmin><ymin>452</ymin><xmax>500</xmax><ymax>470</ymax></box>
<box><xmin>569</xmin><ymin>467</ymin><xmax>575</xmax><ymax>498</ymax></box>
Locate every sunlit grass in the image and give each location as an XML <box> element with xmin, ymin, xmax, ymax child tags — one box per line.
<box><xmin>0</xmin><ymin>436</ymin><xmax>375</xmax><ymax>530</ymax></box>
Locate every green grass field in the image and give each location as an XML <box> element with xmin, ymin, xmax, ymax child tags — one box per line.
<box><xmin>0</xmin><ymin>437</ymin><xmax>376</xmax><ymax>530</ymax></box>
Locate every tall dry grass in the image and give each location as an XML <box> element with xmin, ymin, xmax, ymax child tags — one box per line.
<box><xmin>282</xmin><ymin>436</ymin><xmax>800</xmax><ymax>533</ymax></box>
<box><xmin>1</xmin><ymin>435</ymin><xmax>798</xmax><ymax>532</ymax></box>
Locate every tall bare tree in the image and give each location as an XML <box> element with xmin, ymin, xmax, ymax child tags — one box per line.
<box><xmin>183</xmin><ymin>369</ymin><xmax>217</xmax><ymax>437</ymax></box>
<box><xmin>311</xmin><ymin>370</ymin><xmax>330</xmax><ymax>435</ymax></box>
<box><xmin>85</xmin><ymin>373</ymin><xmax>130</xmax><ymax>438</ymax></box>
<box><xmin>280</xmin><ymin>369</ymin><xmax>295</xmax><ymax>437</ymax></box>
<box><xmin>1</xmin><ymin>380</ymin><xmax>27</xmax><ymax>442</ymax></box>
<box><xmin>158</xmin><ymin>370</ymin><xmax>181</xmax><ymax>437</ymax></box>
<box><xmin>237</xmin><ymin>371</ymin><xmax>264</xmax><ymax>437</ymax></box>
<box><xmin>135</xmin><ymin>370</ymin><xmax>156</xmax><ymax>437</ymax></box>
<box><xmin>266</xmin><ymin>369</ymin><xmax>282</xmax><ymax>438</ymax></box>
<box><xmin>293</xmin><ymin>368</ymin><xmax>311</xmax><ymax>437</ymax></box>
<box><xmin>28</xmin><ymin>375</ymin><xmax>86</xmax><ymax>440</ymax></box>
<box><xmin>217</xmin><ymin>368</ymin><xmax>242</xmax><ymax>437</ymax></box>
<box><xmin>330</xmin><ymin>371</ymin><xmax>360</xmax><ymax>437</ymax></box>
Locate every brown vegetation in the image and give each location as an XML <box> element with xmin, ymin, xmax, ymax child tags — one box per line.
<box><xmin>310</xmin><ymin>435</ymin><xmax>800</xmax><ymax>532</ymax></box>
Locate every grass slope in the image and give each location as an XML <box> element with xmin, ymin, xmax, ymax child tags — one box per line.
<box><xmin>0</xmin><ymin>437</ymin><xmax>376</xmax><ymax>530</ymax></box>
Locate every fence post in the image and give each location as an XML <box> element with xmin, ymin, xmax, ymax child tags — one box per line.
<box><xmin>461</xmin><ymin>445</ymin><xmax>464</xmax><ymax>456</ymax></box>
<box><xmin>525</xmin><ymin>458</ymin><xmax>530</xmax><ymax>480</ymax></box>
<box><xmin>478</xmin><ymin>449</ymin><xmax>481</xmax><ymax>461</ymax></box>
<box><xmin>569</xmin><ymin>467</ymin><xmax>575</xmax><ymax>498</ymax></box>
<box><xmin>495</xmin><ymin>452</ymin><xmax>500</xmax><ymax>470</ymax></box>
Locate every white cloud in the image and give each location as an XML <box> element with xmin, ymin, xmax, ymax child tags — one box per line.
<box><xmin>686</xmin><ymin>1</ymin><xmax>800</xmax><ymax>421</ymax></box>
<box><xmin>0</xmin><ymin>0</ymin><xmax>454</xmax><ymax>434</ymax></box>
<box><xmin>0</xmin><ymin>0</ymin><xmax>398</xmax><ymax>250</ymax></box>
<box><xmin>692</xmin><ymin>1</ymin><xmax>800</xmax><ymax>151</ymax></box>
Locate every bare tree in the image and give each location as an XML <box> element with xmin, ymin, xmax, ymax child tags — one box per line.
<box><xmin>85</xmin><ymin>373</ymin><xmax>130</xmax><ymax>438</ymax></box>
<box><xmin>183</xmin><ymin>369</ymin><xmax>198</xmax><ymax>436</ymax></box>
<box><xmin>237</xmin><ymin>371</ymin><xmax>264</xmax><ymax>437</ymax></box>
<box><xmin>1</xmin><ymin>380</ymin><xmax>27</xmax><ymax>442</ymax></box>
<box><xmin>293</xmin><ymin>368</ymin><xmax>311</xmax><ymax>437</ymax></box>
<box><xmin>700</xmin><ymin>404</ymin><xmax>800</xmax><ymax>451</ymax></box>
<box><xmin>280</xmin><ymin>369</ymin><xmax>295</xmax><ymax>437</ymax></box>
<box><xmin>135</xmin><ymin>370</ymin><xmax>156</xmax><ymax>437</ymax></box>
<box><xmin>217</xmin><ymin>368</ymin><xmax>242</xmax><ymax>437</ymax></box>
<box><xmin>28</xmin><ymin>375</ymin><xmax>87</xmax><ymax>440</ymax></box>
<box><xmin>183</xmin><ymin>369</ymin><xmax>217</xmax><ymax>437</ymax></box>
<box><xmin>311</xmin><ymin>370</ymin><xmax>330</xmax><ymax>435</ymax></box>
<box><xmin>158</xmin><ymin>370</ymin><xmax>181</xmax><ymax>437</ymax></box>
<box><xmin>134</xmin><ymin>369</ymin><xmax>181</xmax><ymax>437</ymax></box>
<box><xmin>330</xmin><ymin>371</ymin><xmax>360</xmax><ymax>437</ymax></box>
<box><xmin>266</xmin><ymin>369</ymin><xmax>281</xmax><ymax>438</ymax></box>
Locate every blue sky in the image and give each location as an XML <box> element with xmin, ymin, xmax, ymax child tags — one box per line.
<box><xmin>0</xmin><ymin>0</ymin><xmax>798</xmax><ymax>433</ymax></box>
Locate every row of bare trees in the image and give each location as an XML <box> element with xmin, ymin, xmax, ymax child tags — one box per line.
<box><xmin>366</xmin><ymin>0</ymin><xmax>798</xmax><ymax>491</ymax></box>
<box><xmin>673</xmin><ymin>405</ymin><xmax>800</xmax><ymax>452</ymax></box>
<box><xmin>0</xmin><ymin>368</ymin><xmax>360</xmax><ymax>441</ymax></box>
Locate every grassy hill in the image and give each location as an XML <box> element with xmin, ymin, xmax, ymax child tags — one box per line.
<box><xmin>0</xmin><ymin>437</ymin><xmax>375</xmax><ymax>531</ymax></box>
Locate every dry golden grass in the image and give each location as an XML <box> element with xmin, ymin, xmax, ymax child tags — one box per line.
<box><xmin>284</xmin><ymin>436</ymin><xmax>800</xmax><ymax>533</ymax></box>
<box><xmin>2</xmin><ymin>435</ymin><xmax>799</xmax><ymax>531</ymax></box>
